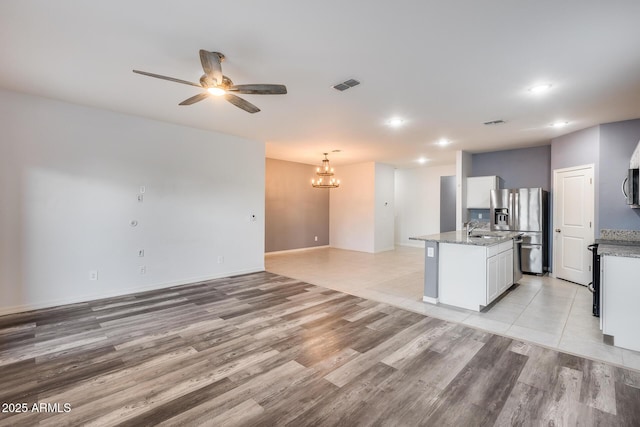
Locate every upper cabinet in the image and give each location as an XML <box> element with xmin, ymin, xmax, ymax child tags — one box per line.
<box><xmin>467</xmin><ymin>176</ymin><xmax>502</xmax><ymax>209</ymax></box>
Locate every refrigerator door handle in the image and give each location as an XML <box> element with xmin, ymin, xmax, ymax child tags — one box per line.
<box><xmin>622</xmin><ymin>176</ymin><xmax>629</xmax><ymax>199</ymax></box>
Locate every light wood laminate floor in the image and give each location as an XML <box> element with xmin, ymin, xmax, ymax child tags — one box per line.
<box><xmin>266</xmin><ymin>246</ymin><xmax>640</xmax><ymax>371</ymax></box>
<box><xmin>1</xmin><ymin>271</ymin><xmax>639</xmax><ymax>426</ymax></box>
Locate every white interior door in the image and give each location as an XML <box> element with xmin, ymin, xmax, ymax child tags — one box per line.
<box><xmin>553</xmin><ymin>165</ymin><xmax>594</xmax><ymax>285</ymax></box>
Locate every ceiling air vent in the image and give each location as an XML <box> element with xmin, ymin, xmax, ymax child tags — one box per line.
<box><xmin>333</xmin><ymin>79</ymin><xmax>360</xmax><ymax>91</ymax></box>
<box><xmin>484</xmin><ymin>119</ymin><xmax>506</xmax><ymax>126</ymax></box>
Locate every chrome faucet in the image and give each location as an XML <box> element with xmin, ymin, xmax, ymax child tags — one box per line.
<box><xmin>465</xmin><ymin>220</ymin><xmax>480</xmax><ymax>236</ymax></box>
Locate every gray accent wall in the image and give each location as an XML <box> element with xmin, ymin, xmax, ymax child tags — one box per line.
<box><xmin>599</xmin><ymin>119</ymin><xmax>640</xmax><ymax>230</ymax></box>
<box><xmin>439</xmin><ymin>176</ymin><xmax>456</xmax><ymax>232</ymax></box>
<box><xmin>472</xmin><ymin>145</ymin><xmax>551</xmax><ymax>190</ymax></box>
<box><xmin>265</xmin><ymin>158</ymin><xmax>329</xmax><ymax>252</ymax></box>
<box><xmin>423</xmin><ymin>242</ymin><xmax>439</xmax><ymax>300</ymax></box>
<box><xmin>550</xmin><ymin>125</ymin><xmax>600</xmax><ymax>171</ymax></box>
<box><xmin>549</xmin><ymin>125</ymin><xmax>600</xmax><ymax>270</ymax></box>
<box><xmin>550</xmin><ymin>125</ymin><xmax>601</xmax><ymax>236</ymax></box>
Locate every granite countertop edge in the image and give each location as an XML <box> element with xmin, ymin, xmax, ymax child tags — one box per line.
<box><xmin>409</xmin><ymin>231</ymin><xmax>520</xmax><ymax>247</ymax></box>
<box><xmin>597</xmin><ymin>229</ymin><xmax>640</xmax><ymax>257</ymax></box>
<box><xmin>596</xmin><ymin>241</ymin><xmax>640</xmax><ymax>258</ymax></box>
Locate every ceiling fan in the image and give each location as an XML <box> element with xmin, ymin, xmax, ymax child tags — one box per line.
<box><xmin>133</xmin><ymin>50</ymin><xmax>287</xmax><ymax>113</ymax></box>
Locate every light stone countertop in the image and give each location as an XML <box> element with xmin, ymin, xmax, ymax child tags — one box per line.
<box><xmin>409</xmin><ymin>230</ymin><xmax>520</xmax><ymax>247</ymax></box>
<box><xmin>597</xmin><ymin>229</ymin><xmax>640</xmax><ymax>258</ymax></box>
<box><xmin>597</xmin><ymin>242</ymin><xmax>640</xmax><ymax>258</ymax></box>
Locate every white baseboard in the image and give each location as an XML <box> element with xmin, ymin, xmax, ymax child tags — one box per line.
<box><xmin>265</xmin><ymin>245</ymin><xmax>329</xmax><ymax>256</ymax></box>
<box><xmin>0</xmin><ymin>267</ymin><xmax>263</xmax><ymax>317</ymax></box>
<box><xmin>422</xmin><ymin>296</ymin><xmax>439</xmax><ymax>304</ymax></box>
<box><xmin>398</xmin><ymin>241</ymin><xmax>425</xmax><ymax>248</ymax></box>
<box><xmin>374</xmin><ymin>246</ymin><xmax>396</xmax><ymax>253</ymax></box>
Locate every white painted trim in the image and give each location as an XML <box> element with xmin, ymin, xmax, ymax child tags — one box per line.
<box><xmin>0</xmin><ymin>267</ymin><xmax>263</xmax><ymax>317</ymax></box>
<box><xmin>265</xmin><ymin>245</ymin><xmax>330</xmax><ymax>256</ymax></box>
<box><xmin>552</xmin><ymin>163</ymin><xmax>595</xmax><ymax>285</ymax></box>
<box><xmin>552</xmin><ymin>163</ymin><xmax>595</xmax><ymax>174</ymax></box>
<box><xmin>423</xmin><ymin>296</ymin><xmax>439</xmax><ymax>304</ymax></box>
<box><xmin>399</xmin><ymin>241</ymin><xmax>425</xmax><ymax>248</ymax></box>
<box><xmin>374</xmin><ymin>246</ymin><xmax>396</xmax><ymax>253</ymax></box>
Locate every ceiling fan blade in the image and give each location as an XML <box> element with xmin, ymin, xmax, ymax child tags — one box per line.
<box><xmin>179</xmin><ymin>92</ymin><xmax>209</xmax><ymax>105</ymax></box>
<box><xmin>227</xmin><ymin>84</ymin><xmax>287</xmax><ymax>95</ymax></box>
<box><xmin>224</xmin><ymin>94</ymin><xmax>260</xmax><ymax>113</ymax></box>
<box><xmin>132</xmin><ymin>70</ymin><xmax>202</xmax><ymax>88</ymax></box>
<box><xmin>199</xmin><ymin>50</ymin><xmax>223</xmax><ymax>86</ymax></box>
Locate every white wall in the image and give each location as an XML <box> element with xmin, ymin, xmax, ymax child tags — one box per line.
<box><xmin>394</xmin><ymin>164</ymin><xmax>456</xmax><ymax>247</ymax></box>
<box><xmin>329</xmin><ymin>162</ymin><xmax>376</xmax><ymax>252</ymax></box>
<box><xmin>374</xmin><ymin>163</ymin><xmax>395</xmax><ymax>252</ymax></box>
<box><xmin>0</xmin><ymin>89</ymin><xmax>265</xmax><ymax>315</ymax></box>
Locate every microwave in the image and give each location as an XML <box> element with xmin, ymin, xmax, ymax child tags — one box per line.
<box><xmin>623</xmin><ymin>168</ymin><xmax>640</xmax><ymax>208</ymax></box>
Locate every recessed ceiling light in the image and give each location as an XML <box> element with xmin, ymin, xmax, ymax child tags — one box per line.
<box><xmin>529</xmin><ymin>84</ymin><xmax>553</xmax><ymax>94</ymax></box>
<box><xmin>550</xmin><ymin>121</ymin><xmax>569</xmax><ymax>128</ymax></box>
<box><xmin>437</xmin><ymin>138</ymin><xmax>450</xmax><ymax>146</ymax></box>
<box><xmin>417</xmin><ymin>157</ymin><xmax>428</xmax><ymax>164</ymax></box>
<box><xmin>387</xmin><ymin>118</ymin><xmax>405</xmax><ymax>128</ymax></box>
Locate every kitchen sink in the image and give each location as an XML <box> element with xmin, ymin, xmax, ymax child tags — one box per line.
<box><xmin>469</xmin><ymin>234</ymin><xmax>499</xmax><ymax>239</ymax></box>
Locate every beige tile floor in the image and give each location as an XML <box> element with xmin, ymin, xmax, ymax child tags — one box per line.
<box><xmin>266</xmin><ymin>245</ymin><xmax>640</xmax><ymax>372</ymax></box>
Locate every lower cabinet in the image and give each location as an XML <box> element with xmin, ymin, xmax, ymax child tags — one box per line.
<box><xmin>601</xmin><ymin>255</ymin><xmax>640</xmax><ymax>352</ymax></box>
<box><xmin>487</xmin><ymin>248</ymin><xmax>514</xmax><ymax>304</ymax></box>
<box><xmin>439</xmin><ymin>240</ymin><xmax>514</xmax><ymax>311</ymax></box>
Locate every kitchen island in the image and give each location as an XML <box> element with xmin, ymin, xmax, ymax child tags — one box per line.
<box><xmin>411</xmin><ymin>230</ymin><xmax>520</xmax><ymax>311</ymax></box>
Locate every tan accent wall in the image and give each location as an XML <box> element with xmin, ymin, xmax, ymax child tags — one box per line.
<box><xmin>265</xmin><ymin>158</ymin><xmax>329</xmax><ymax>252</ymax></box>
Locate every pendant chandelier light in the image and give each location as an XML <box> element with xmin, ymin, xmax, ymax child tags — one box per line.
<box><xmin>311</xmin><ymin>153</ymin><xmax>340</xmax><ymax>188</ymax></box>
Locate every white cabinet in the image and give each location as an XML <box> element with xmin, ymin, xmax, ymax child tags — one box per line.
<box><xmin>466</xmin><ymin>176</ymin><xmax>501</xmax><ymax>209</ymax></box>
<box><xmin>486</xmin><ymin>254</ymin><xmax>499</xmax><ymax>303</ymax></box>
<box><xmin>439</xmin><ymin>240</ymin><xmax>513</xmax><ymax>311</ymax></box>
<box><xmin>601</xmin><ymin>255</ymin><xmax>640</xmax><ymax>352</ymax></box>
<box><xmin>487</xmin><ymin>241</ymin><xmax>514</xmax><ymax>304</ymax></box>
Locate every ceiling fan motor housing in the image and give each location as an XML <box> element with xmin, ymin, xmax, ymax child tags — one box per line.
<box><xmin>200</xmin><ymin>75</ymin><xmax>232</xmax><ymax>89</ymax></box>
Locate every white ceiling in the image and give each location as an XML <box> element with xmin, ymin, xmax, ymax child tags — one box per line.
<box><xmin>2</xmin><ymin>1</ymin><xmax>640</xmax><ymax>168</ymax></box>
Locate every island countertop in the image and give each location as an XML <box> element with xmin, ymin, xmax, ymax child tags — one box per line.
<box><xmin>410</xmin><ymin>230</ymin><xmax>520</xmax><ymax>246</ymax></box>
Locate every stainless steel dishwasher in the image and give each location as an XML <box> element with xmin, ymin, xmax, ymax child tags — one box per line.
<box><xmin>513</xmin><ymin>235</ymin><xmax>523</xmax><ymax>283</ymax></box>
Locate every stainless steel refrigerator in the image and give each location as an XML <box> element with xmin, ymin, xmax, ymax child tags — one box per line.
<box><xmin>490</xmin><ymin>188</ymin><xmax>548</xmax><ymax>274</ymax></box>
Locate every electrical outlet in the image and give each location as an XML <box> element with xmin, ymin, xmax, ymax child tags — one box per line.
<box><xmin>137</xmin><ymin>194</ymin><xmax>144</xmax><ymax>202</ymax></box>
<box><xmin>89</xmin><ymin>270</ymin><xmax>98</xmax><ymax>281</ymax></box>
<box><xmin>140</xmin><ymin>185</ymin><xmax>146</xmax><ymax>194</ymax></box>
<box><xmin>314</xmin><ymin>236</ymin><xmax>318</xmax><ymax>241</ymax></box>
<box><xmin>478</xmin><ymin>213</ymin><xmax>483</xmax><ymax>219</ymax></box>
<box><xmin>138</xmin><ymin>249</ymin><xmax>144</xmax><ymax>257</ymax></box>
<box><xmin>139</xmin><ymin>266</ymin><xmax>146</xmax><ymax>275</ymax></box>
<box><xmin>217</xmin><ymin>256</ymin><xmax>224</xmax><ymax>264</ymax></box>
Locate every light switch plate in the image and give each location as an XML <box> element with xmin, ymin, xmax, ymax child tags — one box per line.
<box><xmin>427</xmin><ymin>247</ymin><xmax>435</xmax><ymax>257</ymax></box>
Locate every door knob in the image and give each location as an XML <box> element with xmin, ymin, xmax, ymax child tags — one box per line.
<box><xmin>555</xmin><ymin>228</ymin><xmax>561</xmax><ymax>232</ymax></box>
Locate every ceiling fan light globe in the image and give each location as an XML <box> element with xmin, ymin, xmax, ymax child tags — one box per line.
<box><xmin>207</xmin><ymin>87</ymin><xmax>226</xmax><ymax>96</ymax></box>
